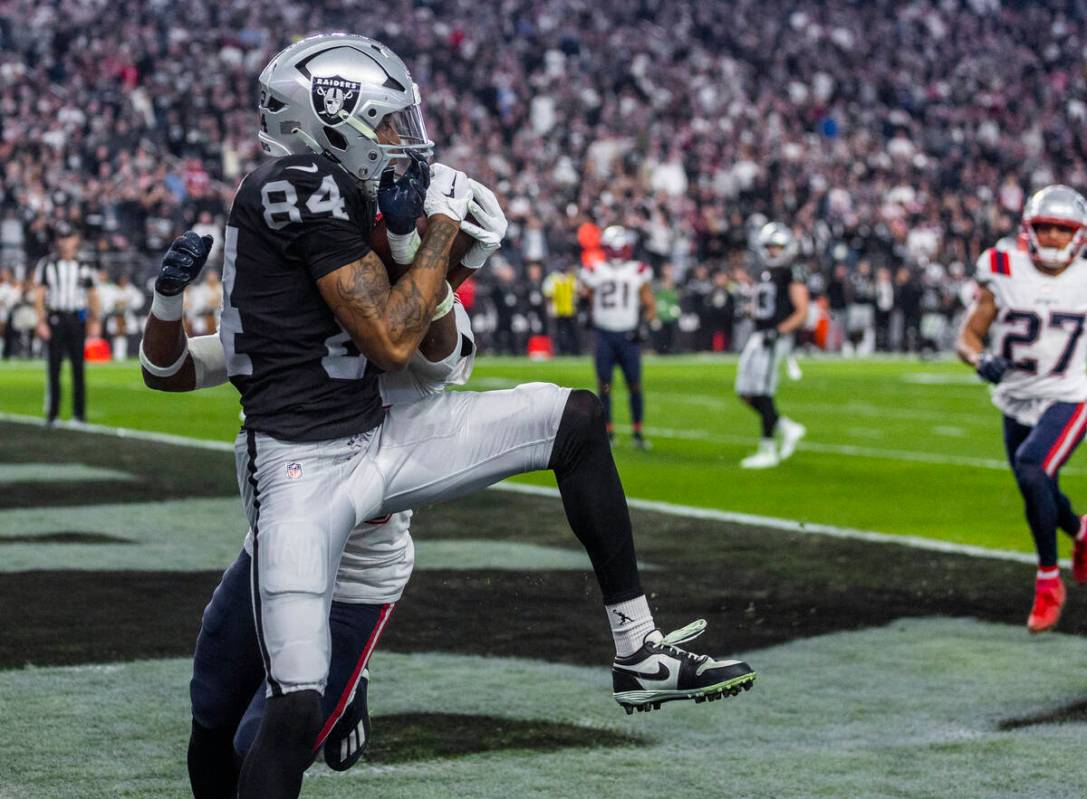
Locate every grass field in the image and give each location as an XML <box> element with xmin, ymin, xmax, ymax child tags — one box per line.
<box><xmin>5</xmin><ymin>353</ymin><xmax>1087</xmax><ymax>798</ymax></box>
<box><xmin>1</xmin><ymin>353</ymin><xmax>1083</xmax><ymax>555</ymax></box>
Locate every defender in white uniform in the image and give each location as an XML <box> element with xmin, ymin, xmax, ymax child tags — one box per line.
<box><xmin>580</xmin><ymin>226</ymin><xmax>655</xmax><ymax>448</ymax></box>
<box><xmin>958</xmin><ymin>184</ymin><xmax>1087</xmax><ymax>633</ymax></box>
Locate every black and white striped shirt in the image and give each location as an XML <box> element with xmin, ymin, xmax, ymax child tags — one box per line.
<box><xmin>34</xmin><ymin>257</ymin><xmax>95</xmax><ymax>312</ymax></box>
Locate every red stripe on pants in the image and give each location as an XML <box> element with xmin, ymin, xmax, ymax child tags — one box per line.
<box><xmin>313</xmin><ymin>602</ymin><xmax>394</xmax><ymax>750</ymax></box>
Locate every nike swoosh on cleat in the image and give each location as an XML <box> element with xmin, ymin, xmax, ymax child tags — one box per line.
<box><xmin>613</xmin><ymin>662</ymin><xmax>670</xmax><ymax>681</ymax></box>
<box><xmin>696</xmin><ymin>658</ymin><xmax>744</xmax><ymax>676</ymax></box>
<box><xmin>287</xmin><ymin>164</ymin><xmax>319</xmax><ymax>173</ymax></box>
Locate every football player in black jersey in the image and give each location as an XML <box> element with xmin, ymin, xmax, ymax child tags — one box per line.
<box><xmin>142</xmin><ymin>34</ymin><xmax>758</xmax><ymax>799</ymax></box>
<box><xmin>735</xmin><ymin>222</ymin><xmax>810</xmax><ymax>469</ymax></box>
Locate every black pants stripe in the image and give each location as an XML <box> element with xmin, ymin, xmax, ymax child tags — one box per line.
<box><xmin>246</xmin><ymin>430</ymin><xmax>280</xmax><ymax>696</ymax></box>
<box><xmin>45</xmin><ymin>312</ymin><xmax>86</xmax><ymax>421</ymax></box>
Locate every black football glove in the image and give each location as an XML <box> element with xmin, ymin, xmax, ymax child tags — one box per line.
<box><xmin>156</xmin><ymin>232</ymin><xmax>214</xmax><ymax>297</ymax></box>
<box><xmin>378</xmin><ymin>151</ymin><xmax>430</xmax><ymax>235</ymax></box>
<box><xmin>976</xmin><ymin>352</ymin><xmax>1011</xmax><ymax>384</ymax></box>
<box><xmin>762</xmin><ymin>328</ymin><xmax>779</xmax><ymax>347</ymax></box>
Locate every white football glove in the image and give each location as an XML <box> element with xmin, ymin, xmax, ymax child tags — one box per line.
<box><xmin>459</xmin><ymin>179</ymin><xmax>508</xmax><ymax>269</ymax></box>
<box><xmin>424</xmin><ymin>163</ymin><xmax>473</xmax><ymax>222</ymax></box>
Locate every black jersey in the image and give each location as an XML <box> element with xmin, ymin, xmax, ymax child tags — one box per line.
<box><xmin>221</xmin><ymin>153</ymin><xmax>383</xmax><ymax>442</ymax></box>
<box><xmin>753</xmin><ymin>264</ymin><xmax>806</xmax><ymax>331</ymax></box>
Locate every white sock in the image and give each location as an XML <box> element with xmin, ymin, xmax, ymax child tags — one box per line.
<box><xmin>1037</xmin><ymin>566</ymin><xmax>1061</xmax><ymax>580</ymax></box>
<box><xmin>606</xmin><ymin>595</ymin><xmax>655</xmax><ymax>657</ymax></box>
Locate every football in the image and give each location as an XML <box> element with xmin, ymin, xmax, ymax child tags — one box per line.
<box><xmin>372</xmin><ymin>215</ymin><xmax>477</xmax><ymax>285</ymax></box>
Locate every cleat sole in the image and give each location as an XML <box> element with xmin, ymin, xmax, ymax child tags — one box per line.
<box><xmin>614</xmin><ymin>670</ymin><xmax>757</xmax><ymax>713</ymax></box>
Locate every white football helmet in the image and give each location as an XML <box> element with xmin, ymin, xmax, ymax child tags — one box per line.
<box><xmin>257</xmin><ymin>33</ymin><xmax>433</xmax><ymax>185</ymax></box>
<box><xmin>601</xmin><ymin>225</ymin><xmax>636</xmax><ymax>260</ymax></box>
<box><xmin>1021</xmin><ymin>184</ymin><xmax>1087</xmax><ymax>269</ymax></box>
<box><xmin>754</xmin><ymin>222</ymin><xmax>798</xmax><ymax>268</ymax></box>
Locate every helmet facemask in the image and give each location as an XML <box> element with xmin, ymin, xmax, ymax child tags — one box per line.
<box><xmin>256</xmin><ymin>34</ymin><xmax>434</xmax><ymax>190</ymax></box>
<box><xmin>755</xmin><ymin>222</ymin><xmax>798</xmax><ymax>268</ymax></box>
<box><xmin>1021</xmin><ymin>185</ymin><xmax>1087</xmax><ymax>270</ymax></box>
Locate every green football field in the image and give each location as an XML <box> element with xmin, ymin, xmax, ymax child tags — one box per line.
<box><xmin>0</xmin><ymin>353</ymin><xmax>1081</xmax><ymax>556</ymax></box>
<box><xmin>5</xmin><ymin>355</ymin><xmax>1087</xmax><ymax>798</ymax></box>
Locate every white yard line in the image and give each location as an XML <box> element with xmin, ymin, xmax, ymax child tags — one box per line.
<box><xmin>641</xmin><ymin>424</ymin><xmax>1034</xmax><ymax>472</ymax></box>
<box><xmin>492</xmin><ymin>483</ymin><xmax>1043</xmax><ymax>566</ymax></box>
<box><xmin>0</xmin><ymin>411</ymin><xmax>1046</xmax><ymax>565</ymax></box>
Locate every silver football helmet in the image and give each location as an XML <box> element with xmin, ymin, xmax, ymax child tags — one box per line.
<box><xmin>257</xmin><ymin>33</ymin><xmax>433</xmax><ymax>184</ymax></box>
<box><xmin>754</xmin><ymin>222</ymin><xmax>798</xmax><ymax>268</ymax></box>
<box><xmin>1021</xmin><ymin>184</ymin><xmax>1087</xmax><ymax>269</ymax></box>
<box><xmin>601</xmin><ymin>225</ymin><xmax>636</xmax><ymax>260</ymax></box>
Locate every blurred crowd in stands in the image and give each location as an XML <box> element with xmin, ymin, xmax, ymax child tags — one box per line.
<box><xmin>1</xmin><ymin>0</ymin><xmax>1084</xmax><ymax>358</ymax></box>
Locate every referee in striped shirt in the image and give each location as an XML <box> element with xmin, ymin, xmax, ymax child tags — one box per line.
<box><xmin>33</xmin><ymin>223</ymin><xmax>100</xmax><ymax>424</ymax></box>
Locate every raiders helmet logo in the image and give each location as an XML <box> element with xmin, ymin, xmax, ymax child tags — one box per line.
<box><xmin>311</xmin><ymin>75</ymin><xmax>361</xmax><ymax>126</ymax></box>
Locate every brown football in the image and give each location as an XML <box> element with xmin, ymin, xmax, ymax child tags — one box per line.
<box><xmin>371</xmin><ymin>216</ymin><xmax>476</xmax><ymax>285</ymax></box>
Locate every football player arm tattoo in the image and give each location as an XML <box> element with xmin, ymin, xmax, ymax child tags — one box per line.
<box><xmin>956</xmin><ymin>286</ymin><xmax>998</xmax><ymax>368</ymax></box>
<box><xmin>778</xmin><ymin>281</ymin><xmax>810</xmax><ymax>335</ymax></box>
<box><xmin>318</xmin><ymin>216</ymin><xmax>460</xmax><ymax>371</ymax></box>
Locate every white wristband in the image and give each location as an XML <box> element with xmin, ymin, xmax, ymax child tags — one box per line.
<box><xmin>150</xmin><ymin>291</ymin><xmax>184</xmax><ymax>322</ymax></box>
<box><xmin>387</xmin><ymin>229</ymin><xmax>422</xmax><ymax>265</ymax></box>
<box><xmin>139</xmin><ymin>337</ymin><xmax>189</xmax><ymax>378</ymax></box>
<box><xmin>189</xmin><ymin>334</ymin><xmax>228</xmax><ymax>389</ymax></box>
<box><xmin>432</xmin><ymin>282</ymin><xmax>454</xmax><ymax>320</ymax></box>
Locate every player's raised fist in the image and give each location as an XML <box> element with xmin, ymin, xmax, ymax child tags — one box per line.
<box><xmin>378</xmin><ymin>151</ymin><xmax>430</xmax><ymax>235</ymax></box>
<box><xmin>976</xmin><ymin>352</ymin><xmax>1010</xmax><ymax>384</ymax></box>
<box><xmin>156</xmin><ymin>232</ymin><xmax>214</xmax><ymax>297</ymax></box>
<box><xmin>424</xmin><ymin>163</ymin><xmax>472</xmax><ymax>223</ymax></box>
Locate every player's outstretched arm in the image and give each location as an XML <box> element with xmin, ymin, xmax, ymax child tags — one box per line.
<box><xmin>141</xmin><ymin>233</ymin><xmax>227</xmax><ymax>393</ymax></box>
<box><xmin>318</xmin><ymin>166</ymin><xmax>471</xmax><ymax>371</ymax></box>
<box><xmin>957</xmin><ymin>285</ymin><xmax>1004</xmax><ymax>382</ymax></box>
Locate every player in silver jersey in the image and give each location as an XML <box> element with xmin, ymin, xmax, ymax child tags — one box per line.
<box><xmin>142</xmin><ymin>33</ymin><xmax>757</xmax><ymax>799</ymax></box>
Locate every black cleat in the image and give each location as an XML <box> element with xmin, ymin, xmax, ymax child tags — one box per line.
<box><xmin>613</xmin><ymin>620</ymin><xmax>756</xmax><ymax>713</ymax></box>
<box><xmin>323</xmin><ymin>669</ymin><xmax>370</xmax><ymax>771</ymax></box>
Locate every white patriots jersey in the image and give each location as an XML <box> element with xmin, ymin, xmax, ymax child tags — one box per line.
<box><xmin>243</xmin><ymin>301</ymin><xmax>476</xmax><ymax>603</ymax></box>
<box><xmin>977</xmin><ymin>247</ymin><xmax>1087</xmax><ymax>415</ymax></box>
<box><xmin>582</xmin><ymin>259</ymin><xmax>651</xmax><ymax>332</ymax></box>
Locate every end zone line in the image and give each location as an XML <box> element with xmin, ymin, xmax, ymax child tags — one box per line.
<box><xmin>0</xmin><ymin>411</ymin><xmax>1042</xmax><ymax>566</ymax></box>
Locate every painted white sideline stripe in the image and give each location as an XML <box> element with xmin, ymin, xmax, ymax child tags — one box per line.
<box><xmin>0</xmin><ymin>464</ymin><xmax>136</xmax><ymax>484</ymax></box>
<box><xmin>0</xmin><ymin>411</ymin><xmax>1045</xmax><ymax>565</ymax></box>
<box><xmin>0</xmin><ymin>413</ymin><xmax>233</xmax><ymax>452</ymax></box>
<box><xmin>491</xmin><ymin>483</ymin><xmax>1045</xmax><ymax>567</ymax></box>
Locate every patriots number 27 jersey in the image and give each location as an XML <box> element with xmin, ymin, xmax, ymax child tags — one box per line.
<box><xmin>978</xmin><ymin>247</ymin><xmax>1087</xmax><ymax>406</ymax></box>
<box><xmin>220</xmin><ymin>154</ymin><xmax>384</xmax><ymax>442</ymax></box>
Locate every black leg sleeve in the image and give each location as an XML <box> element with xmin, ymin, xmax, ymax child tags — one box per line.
<box><xmin>548</xmin><ymin>390</ymin><xmax>643</xmax><ymax>604</ymax></box>
<box><xmin>188</xmin><ymin>718</ymin><xmax>240</xmax><ymax>799</ymax></box>
<box><xmin>237</xmin><ymin>690</ymin><xmax>323</xmax><ymax>799</ymax></box>
<box><xmin>750</xmin><ymin>395</ymin><xmax>779</xmax><ymax>438</ymax></box>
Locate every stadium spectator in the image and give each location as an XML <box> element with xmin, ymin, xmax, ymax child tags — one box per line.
<box><xmin>3</xmin><ymin>0</ymin><xmax>1087</xmax><ymax>358</ymax></box>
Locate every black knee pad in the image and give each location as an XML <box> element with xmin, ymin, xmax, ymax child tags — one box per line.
<box><xmin>550</xmin><ymin>390</ymin><xmax>606</xmax><ymax>470</ymax></box>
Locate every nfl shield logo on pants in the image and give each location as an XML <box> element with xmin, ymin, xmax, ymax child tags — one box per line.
<box><xmin>286</xmin><ymin>462</ymin><xmax>303</xmax><ymax>480</ymax></box>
